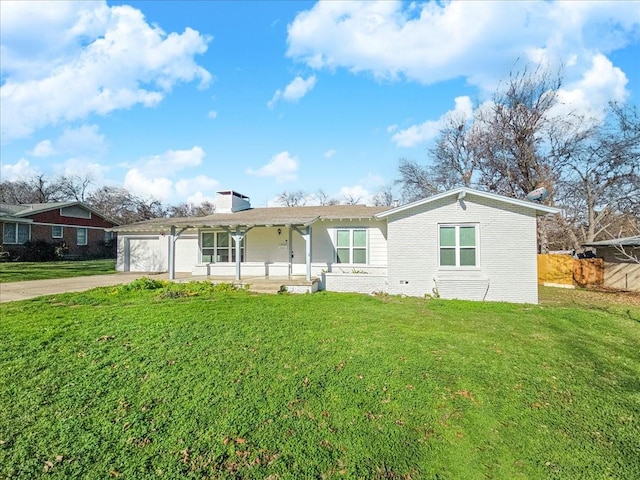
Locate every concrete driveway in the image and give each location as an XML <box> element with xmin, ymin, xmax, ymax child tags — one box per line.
<box><xmin>0</xmin><ymin>272</ymin><xmax>168</xmax><ymax>303</ymax></box>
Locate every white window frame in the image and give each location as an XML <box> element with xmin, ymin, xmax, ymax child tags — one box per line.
<box><xmin>52</xmin><ymin>225</ymin><xmax>63</xmax><ymax>239</ymax></box>
<box><xmin>77</xmin><ymin>227</ymin><xmax>88</xmax><ymax>246</ymax></box>
<box><xmin>200</xmin><ymin>231</ymin><xmax>244</xmax><ymax>263</ymax></box>
<box><xmin>3</xmin><ymin>223</ymin><xmax>31</xmax><ymax>244</ymax></box>
<box><xmin>335</xmin><ymin>228</ymin><xmax>368</xmax><ymax>265</ymax></box>
<box><xmin>438</xmin><ymin>224</ymin><xmax>479</xmax><ymax>268</ymax></box>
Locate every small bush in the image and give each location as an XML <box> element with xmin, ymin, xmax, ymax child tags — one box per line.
<box><xmin>117</xmin><ymin>277</ymin><xmax>167</xmax><ymax>292</ymax></box>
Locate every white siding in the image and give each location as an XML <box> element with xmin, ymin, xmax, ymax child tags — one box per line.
<box><xmin>174</xmin><ymin>235</ymin><xmax>198</xmax><ymax>272</ymax></box>
<box><xmin>386</xmin><ymin>194</ymin><xmax>540</xmax><ymax>303</ymax></box>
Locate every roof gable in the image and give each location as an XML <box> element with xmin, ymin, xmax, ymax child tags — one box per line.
<box><xmin>0</xmin><ymin>202</ymin><xmax>118</xmax><ymax>225</ymax></box>
<box><xmin>375</xmin><ymin>187</ymin><xmax>559</xmax><ymax>219</ymax></box>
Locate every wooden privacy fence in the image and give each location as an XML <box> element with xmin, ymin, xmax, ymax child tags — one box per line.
<box><xmin>537</xmin><ymin>254</ymin><xmax>604</xmax><ymax>287</ymax></box>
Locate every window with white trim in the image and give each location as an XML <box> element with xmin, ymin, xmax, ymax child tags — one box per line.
<box><xmin>52</xmin><ymin>225</ymin><xmax>63</xmax><ymax>238</ymax></box>
<box><xmin>201</xmin><ymin>232</ymin><xmax>244</xmax><ymax>262</ymax></box>
<box><xmin>439</xmin><ymin>225</ymin><xmax>477</xmax><ymax>267</ymax></box>
<box><xmin>336</xmin><ymin>228</ymin><xmax>367</xmax><ymax>264</ymax></box>
<box><xmin>3</xmin><ymin>223</ymin><xmax>30</xmax><ymax>244</ymax></box>
<box><xmin>77</xmin><ymin>227</ymin><xmax>88</xmax><ymax>246</ymax></box>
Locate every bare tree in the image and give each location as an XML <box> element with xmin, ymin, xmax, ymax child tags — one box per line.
<box><xmin>556</xmin><ymin>102</ymin><xmax>640</xmax><ymax>248</ymax></box>
<box><xmin>276</xmin><ymin>190</ymin><xmax>307</xmax><ymax>207</ymax></box>
<box><xmin>87</xmin><ymin>186</ymin><xmax>166</xmax><ymax>224</ymax></box>
<box><xmin>168</xmin><ymin>201</ymin><xmax>216</xmax><ymax>217</ymax></box>
<box><xmin>372</xmin><ymin>185</ymin><xmax>396</xmax><ymax>207</ymax></box>
<box><xmin>474</xmin><ymin>63</ymin><xmax>566</xmax><ymax>198</ymax></box>
<box><xmin>395</xmin><ymin>158</ymin><xmax>440</xmax><ymax>203</ymax></box>
<box><xmin>430</xmin><ymin>112</ymin><xmax>480</xmax><ymax>188</ymax></box>
<box><xmin>58</xmin><ymin>174</ymin><xmax>94</xmax><ymax>202</ymax></box>
<box><xmin>316</xmin><ymin>189</ymin><xmax>339</xmax><ymax>206</ymax></box>
<box><xmin>0</xmin><ymin>179</ymin><xmax>35</xmax><ymax>203</ymax></box>
<box><xmin>342</xmin><ymin>193</ymin><xmax>361</xmax><ymax>205</ymax></box>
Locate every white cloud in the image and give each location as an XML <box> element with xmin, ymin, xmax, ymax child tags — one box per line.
<box><xmin>62</xmin><ymin>157</ymin><xmax>109</xmax><ymax>181</ymax></box>
<box><xmin>338</xmin><ymin>184</ymin><xmax>372</xmax><ymax>205</ymax></box>
<box><xmin>27</xmin><ymin>124</ymin><xmax>107</xmax><ymax>158</ymax></box>
<box><xmin>207</xmin><ymin>110</ymin><xmax>218</xmax><ymax>119</ymax></box>
<box><xmin>0</xmin><ymin>158</ymin><xmax>38</xmax><ymax>180</ymax></box>
<box><xmin>268</xmin><ymin>75</ymin><xmax>317</xmax><ymax>108</ymax></box>
<box><xmin>138</xmin><ymin>146</ymin><xmax>205</xmax><ymax>175</ymax></box>
<box><xmin>391</xmin><ymin>96</ymin><xmax>473</xmax><ymax>147</ymax></box>
<box><xmin>1</xmin><ymin>1</ymin><xmax>211</xmax><ymax>140</ymax></box>
<box><xmin>175</xmin><ymin>175</ymin><xmax>219</xmax><ymax>203</ymax></box>
<box><xmin>121</xmin><ymin>146</ymin><xmax>217</xmax><ymax>202</ymax></box>
<box><xmin>324</xmin><ymin>149</ymin><xmax>336</xmax><ymax>158</ymax></box>
<box><xmin>123</xmin><ymin>168</ymin><xmax>174</xmax><ymax>201</ymax></box>
<box><xmin>246</xmin><ymin>151</ymin><xmax>298</xmax><ymax>183</ymax></box>
<box><xmin>556</xmin><ymin>53</ymin><xmax>629</xmax><ymax>119</ymax></box>
<box><xmin>286</xmin><ymin>1</ymin><xmax>640</xmax><ymax>98</ymax></box>
<box><xmin>29</xmin><ymin>140</ymin><xmax>55</xmax><ymax>157</ymax></box>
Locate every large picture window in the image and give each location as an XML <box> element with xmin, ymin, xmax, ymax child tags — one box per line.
<box><xmin>202</xmin><ymin>232</ymin><xmax>244</xmax><ymax>262</ymax></box>
<box><xmin>3</xmin><ymin>223</ymin><xmax>30</xmax><ymax>244</ymax></box>
<box><xmin>336</xmin><ymin>228</ymin><xmax>367</xmax><ymax>264</ymax></box>
<box><xmin>439</xmin><ymin>225</ymin><xmax>477</xmax><ymax>267</ymax></box>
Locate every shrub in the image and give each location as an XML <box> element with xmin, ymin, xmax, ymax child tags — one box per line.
<box><xmin>20</xmin><ymin>240</ymin><xmax>59</xmax><ymax>262</ymax></box>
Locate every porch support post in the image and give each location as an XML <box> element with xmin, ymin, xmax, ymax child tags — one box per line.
<box><xmin>168</xmin><ymin>226</ymin><xmax>189</xmax><ymax>281</ymax></box>
<box><xmin>288</xmin><ymin>227</ymin><xmax>293</xmax><ymax>277</ymax></box>
<box><xmin>168</xmin><ymin>225</ymin><xmax>176</xmax><ymax>280</ymax></box>
<box><xmin>293</xmin><ymin>225</ymin><xmax>312</xmax><ymax>281</ymax></box>
<box><xmin>230</xmin><ymin>226</ymin><xmax>253</xmax><ymax>281</ymax></box>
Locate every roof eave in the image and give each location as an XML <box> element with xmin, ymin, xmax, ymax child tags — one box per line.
<box><xmin>375</xmin><ymin>187</ymin><xmax>560</xmax><ymax>218</ymax></box>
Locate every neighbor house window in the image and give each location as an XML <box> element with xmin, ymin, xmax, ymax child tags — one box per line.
<box><xmin>3</xmin><ymin>223</ymin><xmax>30</xmax><ymax>244</ymax></box>
<box><xmin>336</xmin><ymin>228</ymin><xmax>367</xmax><ymax>264</ymax></box>
<box><xmin>77</xmin><ymin>228</ymin><xmax>88</xmax><ymax>246</ymax></box>
<box><xmin>201</xmin><ymin>232</ymin><xmax>244</xmax><ymax>262</ymax></box>
<box><xmin>439</xmin><ymin>225</ymin><xmax>477</xmax><ymax>267</ymax></box>
<box><xmin>104</xmin><ymin>231</ymin><xmax>115</xmax><ymax>242</ymax></box>
<box><xmin>52</xmin><ymin>225</ymin><xmax>63</xmax><ymax>238</ymax></box>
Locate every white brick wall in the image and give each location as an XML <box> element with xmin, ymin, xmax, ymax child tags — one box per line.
<box><xmin>321</xmin><ymin>272</ymin><xmax>388</xmax><ymax>294</ymax></box>
<box><xmin>386</xmin><ymin>194</ymin><xmax>540</xmax><ymax>303</ymax></box>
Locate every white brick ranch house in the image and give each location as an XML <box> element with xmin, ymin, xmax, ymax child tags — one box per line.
<box><xmin>110</xmin><ymin>187</ymin><xmax>559</xmax><ymax>303</ymax></box>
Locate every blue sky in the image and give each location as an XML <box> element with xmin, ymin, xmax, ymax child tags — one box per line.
<box><xmin>2</xmin><ymin>1</ymin><xmax>639</xmax><ymax>207</ymax></box>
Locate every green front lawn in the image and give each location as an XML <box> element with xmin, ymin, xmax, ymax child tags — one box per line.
<box><xmin>0</xmin><ymin>259</ymin><xmax>116</xmax><ymax>283</ymax></box>
<box><xmin>1</xmin><ymin>282</ymin><xmax>639</xmax><ymax>479</ymax></box>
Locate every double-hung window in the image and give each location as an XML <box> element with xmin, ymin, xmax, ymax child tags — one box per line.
<box><xmin>3</xmin><ymin>223</ymin><xmax>30</xmax><ymax>244</ymax></box>
<box><xmin>52</xmin><ymin>225</ymin><xmax>63</xmax><ymax>238</ymax></box>
<box><xmin>336</xmin><ymin>228</ymin><xmax>367</xmax><ymax>264</ymax></box>
<box><xmin>202</xmin><ymin>232</ymin><xmax>244</xmax><ymax>262</ymax></box>
<box><xmin>77</xmin><ymin>228</ymin><xmax>88</xmax><ymax>246</ymax></box>
<box><xmin>439</xmin><ymin>225</ymin><xmax>477</xmax><ymax>267</ymax></box>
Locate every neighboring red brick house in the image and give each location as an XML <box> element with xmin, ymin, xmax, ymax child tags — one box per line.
<box><xmin>0</xmin><ymin>202</ymin><xmax>118</xmax><ymax>259</ymax></box>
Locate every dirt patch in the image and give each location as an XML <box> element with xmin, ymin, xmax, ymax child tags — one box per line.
<box><xmin>540</xmin><ymin>285</ymin><xmax>640</xmax><ymax>308</ymax></box>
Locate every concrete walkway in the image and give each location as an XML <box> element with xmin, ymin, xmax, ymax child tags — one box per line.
<box><xmin>0</xmin><ymin>272</ymin><xmax>169</xmax><ymax>303</ymax></box>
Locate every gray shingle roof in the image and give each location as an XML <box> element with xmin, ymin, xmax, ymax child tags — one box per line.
<box><xmin>111</xmin><ymin>204</ymin><xmax>389</xmax><ymax>232</ymax></box>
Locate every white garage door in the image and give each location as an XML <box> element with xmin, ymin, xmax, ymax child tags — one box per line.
<box><xmin>126</xmin><ymin>236</ymin><xmax>167</xmax><ymax>272</ymax></box>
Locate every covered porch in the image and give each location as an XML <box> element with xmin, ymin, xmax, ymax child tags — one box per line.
<box><xmin>171</xmin><ymin>272</ymin><xmax>320</xmax><ymax>294</ymax></box>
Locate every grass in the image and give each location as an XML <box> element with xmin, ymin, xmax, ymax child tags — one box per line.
<box><xmin>0</xmin><ymin>259</ymin><xmax>116</xmax><ymax>283</ymax></box>
<box><xmin>1</xmin><ymin>281</ymin><xmax>639</xmax><ymax>479</ymax></box>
